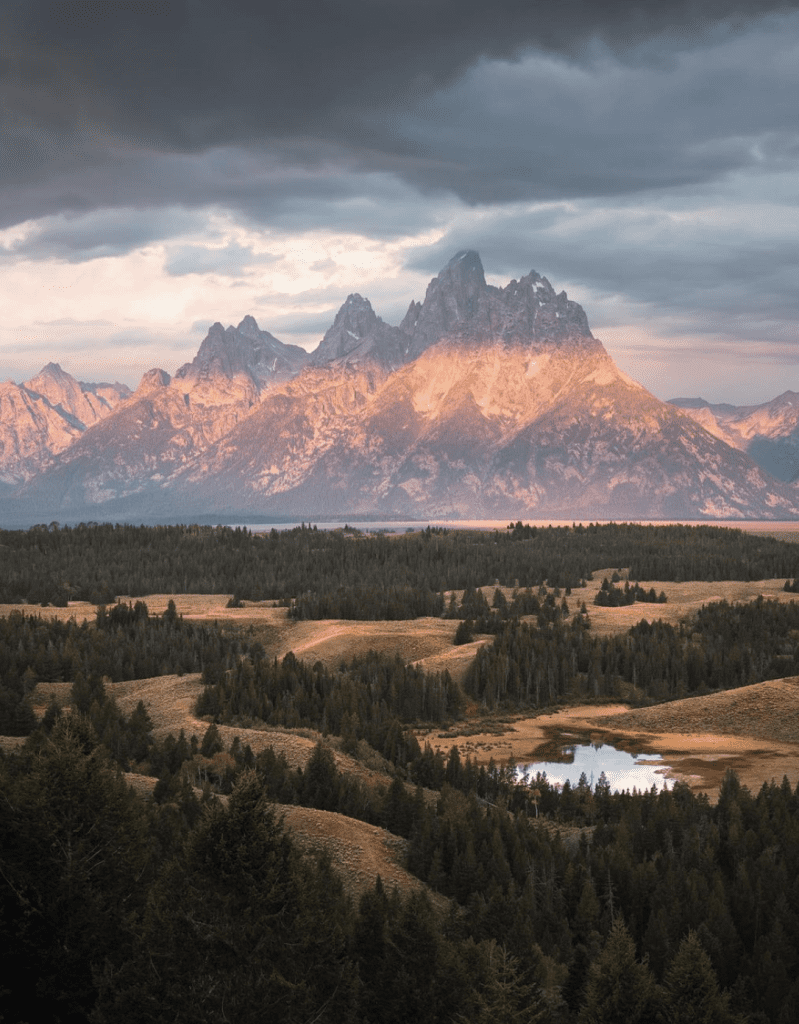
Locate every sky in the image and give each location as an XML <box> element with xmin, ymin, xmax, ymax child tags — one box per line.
<box><xmin>4</xmin><ymin>0</ymin><xmax>799</xmax><ymax>405</ymax></box>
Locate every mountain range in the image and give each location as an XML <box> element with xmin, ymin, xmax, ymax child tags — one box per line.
<box><xmin>2</xmin><ymin>250</ymin><xmax>798</xmax><ymax>524</ymax></box>
<box><xmin>669</xmin><ymin>394</ymin><xmax>799</xmax><ymax>484</ymax></box>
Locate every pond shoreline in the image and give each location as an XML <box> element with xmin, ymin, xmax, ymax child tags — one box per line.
<box><xmin>417</xmin><ymin>696</ymin><xmax>799</xmax><ymax>800</ymax></box>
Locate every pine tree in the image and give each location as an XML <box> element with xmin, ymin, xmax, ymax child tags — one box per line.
<box><xmin>98</xmin><ymin>771</ymin><xmax>354</xmax><ymax>1023</ymax></box>
<box><xmin>578</xmin><ymin>917</ymin><xmax>659</xmax><ymax>1024</ymax></box>
<box><xmin>662</xmin><ymin>931</ymin><xmax>736</xmax><ymax>1024</ymax></box>
<box><xmin>0</xmin><ymin>716</ymin><xmax>151</xmax><ymax>1022</ymax></box>
<box><xmin>464</xmin><ymin>941</ymin><xmax>549</xmax><ymax>1024</ymax></box>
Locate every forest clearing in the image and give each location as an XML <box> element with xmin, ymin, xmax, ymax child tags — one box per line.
<box><xmin>8</xmin><ymin>565</ymin><xmax>799</xmax><ymax>798</ymax></box>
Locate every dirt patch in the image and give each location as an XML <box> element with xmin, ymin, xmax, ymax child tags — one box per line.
<box><xmin>591</xmin><ymin>677</ymin><xmax>799</xmax><ymax>797</ymax></box>
<box><xmin>115</xmin><ymin>769</ymin><xmax>446</xmax><ymax>907</ymax></box>
<box><xmin>100</xmin><ymin>674</ymin><xmax>398</xmax><ymax>788</ymax></box>
<box><xmin>5</xmin><ymin>577</ymin><xmax>796</xmax><ymax>653</ymax></box>
<box><xmin>13</xmin><ymin>581</ymin><xmax>799</xmax><ymax>804</ymax></box>
<box><xmin>597</xmin><ymin>676</ymin><xmax>799</xmax><ymax>744</ymax></box>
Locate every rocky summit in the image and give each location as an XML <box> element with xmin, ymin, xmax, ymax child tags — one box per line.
<box><xmin>2</xmin><ymin>251</ymin><xmax>798</xmax><ymax>524</ymax></box>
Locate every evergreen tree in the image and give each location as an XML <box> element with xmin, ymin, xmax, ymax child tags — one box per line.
<box><xmin>457</xmin><ymin>940</ymin><xmax>549</xmax><ymax>1024</ymax></box>
<box><xmin>0</xmin><ymin>716</ymin><xmax>151</xmax><ymax>1022</ymax></box>
<box><xmin>661</xmin><ymin>931</ymin><xmax>737</xmax><ymax>1024</ymax></box>
<box><xmin>97</xmin><ymin>771</ymin><xmax>354</xmax><ymax>1023</ymax></box>
<box><xmin>578</xmin><ymin>917</ymin><xmax>659</xmax><ymax>1024</ymax></box>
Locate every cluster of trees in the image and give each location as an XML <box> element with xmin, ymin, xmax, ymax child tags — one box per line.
<box><xmin>3</xmin><ymin>715</ymin><xmax>798</xmax><ymax>1022</ymax></box>
<box><xmin>2</xmin><ymin>520</ymin><xmax>798</xmax><ymax>607</ymax></box>
<box><xmin>197</xmin><ymin>648</ymin><xmax>461</xmax><ymax>767</ymax></box>
<box><xmin>454</xmin><ymin>587</ymin><xmax>579</xmax><ymax>644</ymax></box>
<box><xmin>469</xmin><ymin>595</ymin><xmax>799</xmax><ymax>707</ymax></box>
<box><xmin>593</xmin><ymin>578</ymin><xmax>667</xmax><ymax>606</ymax></box>
<box><xmin>4</xmin><ymin>520</ymin><xmax>799</xmax><ymax>1020</ymax></box>
<box><xmin>0</xmin><ymin>602</ymin><xmax>237</xmax><ymax>736</ymax></box>
<box><xmin>287</xmin><ymin>584</ymin><xmax>446</xmax><ymax>620</ymax></box>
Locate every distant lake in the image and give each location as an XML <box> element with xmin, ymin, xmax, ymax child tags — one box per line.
<box><xmin>518</xmin><ymin>738</ymin><xmax>672</xmax><ymax>793</ymax></box>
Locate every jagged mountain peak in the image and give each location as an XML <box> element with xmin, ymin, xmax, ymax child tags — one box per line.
<box><xmin>236</xmin><ymin>314</ymin><xmax>260</xmax><ymax>337</ymax></box>
<box><xmin>137</xmin><ymin>368</ymin><xmax>171</xmax><ymax>394</ymax></box>
<box><xmin>4</xmin><ymin>250</ymin><xmax>799</xmax><ymax>523</ymax></box>
<box><xmin>31</xmin><ymin>361</ymin><xmax>68</xmax><ymax>380</ymax></box>
<box><xmin>0</xmin><ymin>362</ymin><xmax>131</xmax><ymax>485</ymax></box>
<box><xmin>442</xmin><ymin>249</ymin><xmax>487</xmax><ymax>287</ymax></box>
<box><xmin>671</xmin><ymin>389</ymin><xmax>799</xmax><ymax>482</ymax></box>
<box><xmin>176</xmin><ymin>316</ymin><xmax>309</xmax><ymax>387</ymax></box>
<box><xmin>335</xmin><ymin>293</ymin><xmax>377</xmax><ymax>329</ymax></box>
<box><xmin>311</xmin><ymin>294</ymin><xmax>407</xmax><ymax>369</ymax></box>
<box><xmin>24</xmin><ymin>362</ymin><xmax>82</xmax><ymax>399</ymax></box>
<box><xmin>24</xmin><ymin>361</ymin><xmax>130</xmax><ymax>420</ymax></box>
<box><xmin>405</xmin><ymin>250</ymin><xmax>596</xmax><ymax>358</ymax></box>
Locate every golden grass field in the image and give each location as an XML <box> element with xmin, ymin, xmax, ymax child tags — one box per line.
<box><xmin>7</xmin><ymin>533</ymin><xmax>799</xmax><ymax>886</ymax></box>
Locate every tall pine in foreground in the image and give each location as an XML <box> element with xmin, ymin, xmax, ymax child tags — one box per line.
<box><xmin>661</xmin><ymin>931</ymin><xmax>738</xmax><ymax>1024</ymax></box>
<box><xmin>95</xmin><ymin>771</ymin><xmax>356</xmax><ymax>1024</ymax></box>
<box><xmin>0</xmin><ymin>716</ymin><xmax>152</xmax><ymax>1023</ymax></box>
<box><xmin>578</xmin><ymin>917</ymin><xmax>659</xmax><ymax>1024</ymax></box>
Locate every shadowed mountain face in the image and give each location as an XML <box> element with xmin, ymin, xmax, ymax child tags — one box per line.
<box><xmin>3</xmin><ymin>252</ymin><xmax>798</xmax><ymax>523</ymax></box>
<box><xmin>402</xmin><ymin>250</ymin><xmax>594</xmax><ymax>358</ymax></box>
<box><xmin>176</xmin><ymin>315</ymin><xmax>310</xmax><ymax>387</ymax></box>
<box><xmin>670</xmin><ymin>393</ymin><xmax>799</xmax><ymax>483</ymax></box>
<box><xmin>311</xmin><ymin>294</ymin><xmax>409</xmax><ymax>369</ymax></box>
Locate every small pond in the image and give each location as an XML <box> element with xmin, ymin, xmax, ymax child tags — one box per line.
<box><xmin>518</xmin><ymin>737</ymin><xmax>672</xmax><ymax>793</ymax></box>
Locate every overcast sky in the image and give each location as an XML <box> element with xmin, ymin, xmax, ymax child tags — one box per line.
<box><xmin>4</xmin><ymin>0</ymin><xmax>799</xmax><ymax>404</ymax></box>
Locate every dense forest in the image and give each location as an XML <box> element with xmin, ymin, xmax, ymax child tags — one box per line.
<box><xmin>2</xmin><ymin>520</ymin><xmax>798</xmax><ymax>608</ymax></box>
<box><xmin>2</xmin><ymin>521</ymin><xmax>799</xmax><ymax>1021</ymax></box>
<box><xmin>3</xmin><ymin>712</ymin><xmax>798</xmax><ymax>1023</ymax></box>
<box><xmin>468</xmin><ymin>595</ymin><xmax>799</xmax><ymax>707</ymax></box>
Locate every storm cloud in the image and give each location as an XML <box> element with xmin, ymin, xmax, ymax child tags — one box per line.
<box><xmin>3</xmin><ymin>1</ymin><xmax>799</xmax><ymax>402</ymax></box>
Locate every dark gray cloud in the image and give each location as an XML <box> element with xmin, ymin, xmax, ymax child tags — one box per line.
<box><xmin>4</xmin><ymin>1</ymin><xmax>799</xmax><ymax>224</ymax></box>
<box><xmin>3</xmin><ymin>207</ymin><xmax>205</xmax><ymax>261</ymax></box>
<box><xmin>8</xmin><ymin>1</ymin><xmax>784</xmax><ymax>151</ymax></box>
<box><xmin>404</xmin><ymin>165</ymin><xmax>799</xmax><ymax>349</ymax></box>
<box><xmin>4</xmin><ymin>1</ymin><xmax>799</xmax><ymax>402</ymax></box>
<box><xmin>0</xmin><ymin>144</ymin><xmax>454</xmax><ymax>242</ymax></box>
<box><xmin>386</xmin><ymin>19</ymin><xmax>799</xmax><ymax>203</ymax></box>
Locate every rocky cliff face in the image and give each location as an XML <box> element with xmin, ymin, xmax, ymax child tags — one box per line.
<box><xmin>670</xmin><ymin>393</ymin><xmax>799</xmax><ymax>483</ymax></box>
<box><xmin>402</xmin><ymin>250</ymin><xmax>595</xmax><ymax>357</ymax></box>
<box><xmin>170</xmin><ymin>334</ymin><xmax>795</xmax><ymax>521</ymax></box>
<box><xmin>176</xmin><ymin>316</ymin><xmax>309</xmax><ymax>389</ymax></box>
<box><xmin>311</xmin><ymin>294</ymin><xmax>409</xmax><ymax>369</ymax></box>
<box><xmin>0</xmin><ymin>365</ymin><xmax>130</xmax><ymax>485</ymax></box>
<box><xmin>7</xmin><ymin>317</ymin><xmax>310</xmax><ymax>513</ymax></box>
<box><xmin>3</xmin><ymin>253</ymin><xmax>798</xmax><ymax>522</ymax></box>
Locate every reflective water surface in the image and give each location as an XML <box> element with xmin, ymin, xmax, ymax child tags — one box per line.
<box><xmin>518</xmin><ymin>739</ymin><xmax>671</xmax><ymax>793</ymax></box>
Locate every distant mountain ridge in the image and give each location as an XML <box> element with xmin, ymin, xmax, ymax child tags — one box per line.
<box><xmin>2</xmin><ymin>251</ymin><xmax>798</xmax><ymax>523</ymax></box>
<box><xmin>669</xmin><ymin>393</ymin><xmax>799</xmax><ymax>483</ymax></box>
<box><xmin>0</xmin><ymin>364</ymin><xmax>130</xmax><ymax>486</ymax></box>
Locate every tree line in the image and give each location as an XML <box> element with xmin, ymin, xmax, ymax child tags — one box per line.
<box><xmin>468</xmin><ymin>594</ymin><xmax>799</xmax><ymax>708</ymax></box>
<box><xmin>2</xmin><ymin>520</ymin><xmax>798</xmax><ymax>608</ymax></box>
